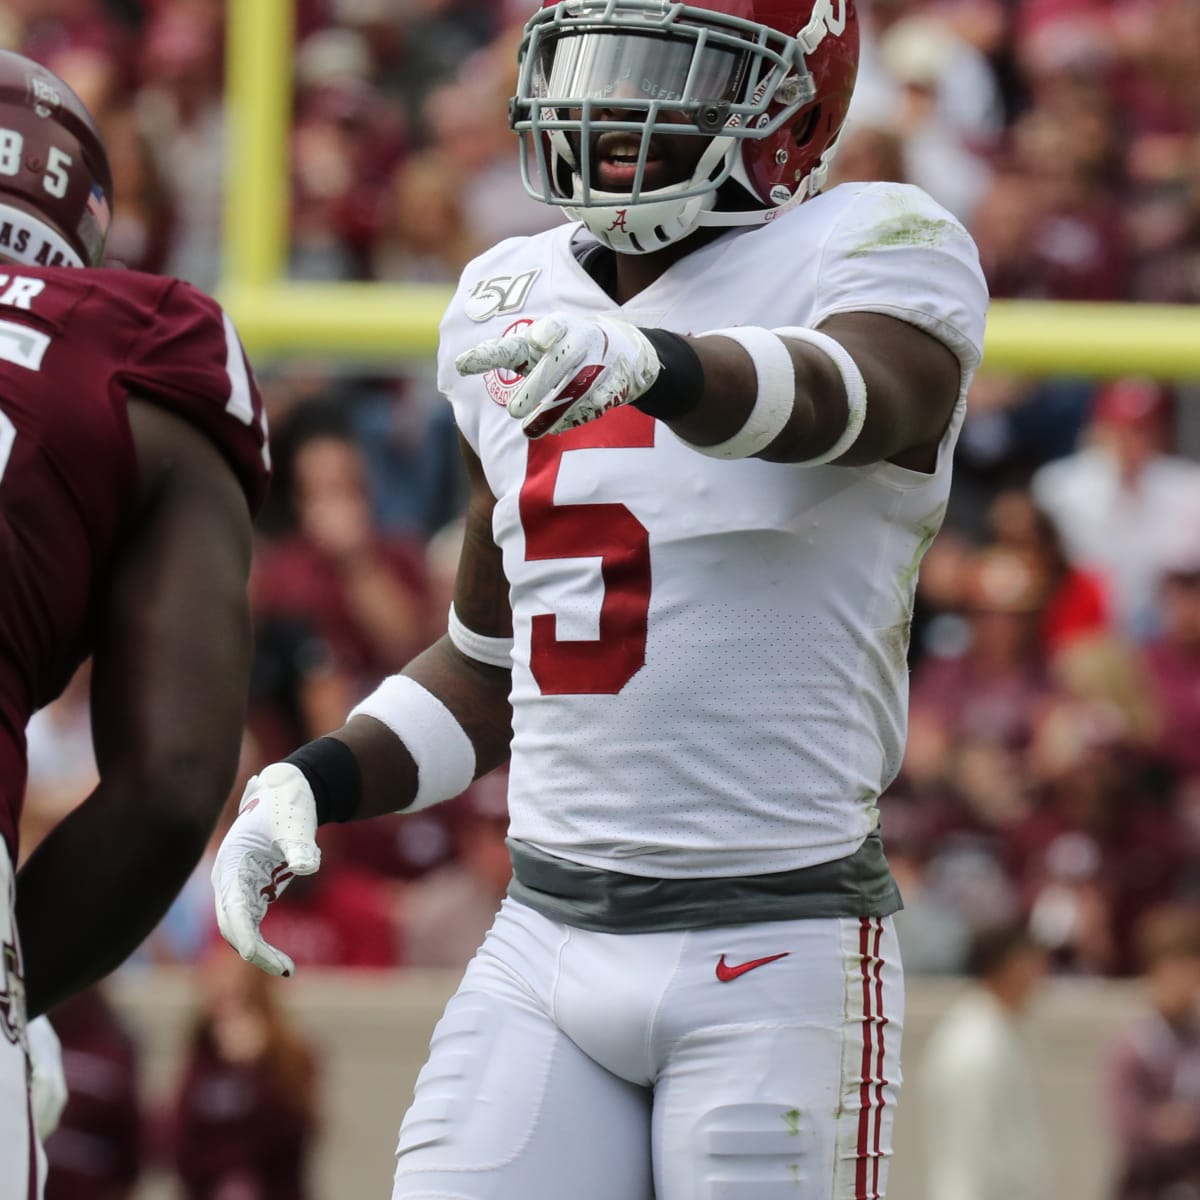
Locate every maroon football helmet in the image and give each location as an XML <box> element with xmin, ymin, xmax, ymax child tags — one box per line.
<box><xmin>512</xmin><ymin>0</ymin><xmax>859</xmax><ymax>253</ymax></box>
<box><xmin>0</xmin><ymin>50</ymin><xmax>113</xmax><ymax>268</ymax></box>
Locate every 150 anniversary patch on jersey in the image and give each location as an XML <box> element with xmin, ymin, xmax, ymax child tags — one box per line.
<box><xmin>464</xmin><ymin>269</ymin><xmax>540</xmax><ymax>322</ymax></box>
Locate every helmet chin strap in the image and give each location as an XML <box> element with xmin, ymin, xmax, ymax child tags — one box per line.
<box><xmin>570</xmin><ymin>191</ymin><xmax>714</xmax><ymax>254</ymax></box>
<box><xmin>696</xmin><ymin>193</ymin><xmax>806</xmax><ymax>228</ymax></box>
<box><xmin>699</xmin><ymin>136</ymin><xmax>841</xmax><ymax>227</ymax></box>
<box><xmin>569</xmin><ymin>133</ymin><xmax>844</xmax><ymax>251</ymax></box>
<box><xmin>564</xmin><ymin>132</ymin><xmax>732</xmax><ymax>254</ymax></box>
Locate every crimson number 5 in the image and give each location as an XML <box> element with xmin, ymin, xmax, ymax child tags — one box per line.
<box><xmin>518</xmin><ymin>406</ymin><xmax>655</xmax><ymax>695</ymax></box>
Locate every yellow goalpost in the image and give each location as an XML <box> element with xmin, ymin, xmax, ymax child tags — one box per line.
<box><xmin>220</xmin><ymin>0</ymin><xmax>1200</xmax><ymax>378</ymax></box>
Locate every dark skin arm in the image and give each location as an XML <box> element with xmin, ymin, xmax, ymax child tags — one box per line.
<box><xmin>666</xmin><ymin>311</ymin><xmax>964</xmax><ymax>472</ymax></box>
<box><xmin>329</xmin><ymin>436</ymin><xmax>513</xmax><ymax>821</ymax></box>
<box><xmin>16</xmin><ymin>399</ymin><xmax>253</xmax><ymax>1017</ymax></box>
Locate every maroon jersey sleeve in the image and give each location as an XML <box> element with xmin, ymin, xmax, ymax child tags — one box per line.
<box><xmin>116</xmin><ymin>279</ymin><xmax>270</xmax><ymax>514</ymax></box>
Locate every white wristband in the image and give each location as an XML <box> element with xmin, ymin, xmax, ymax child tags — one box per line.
<box><xmin>349</xmin><ymin>675</ymin><xmax>476</xmax><ymax>812</ymax></box>
<box><xmin>772</xmin><ymin>326</ymin><xmax>868</xmax><ymax>466</ymax></box>
<box><xmin>684</xmin><ymin>326</ymin><xmax>796</xmax><ymax>459</ymax></box>
<box><xmin>448</xmin><ymin>603</ymin><xmax>514</xmax><ymax>670</ymax></box>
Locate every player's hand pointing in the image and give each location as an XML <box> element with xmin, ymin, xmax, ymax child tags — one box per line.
<box><xmin>456</xmin><ymin>312</ymin><xmax>661</xmax><ymax>438</ymax></box>
<box><xmin>211</xmin><ymin>763</ymin><xmax>321</xmax><ymax>977</ymax></box>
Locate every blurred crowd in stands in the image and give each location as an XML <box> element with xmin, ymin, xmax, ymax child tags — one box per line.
<box><xmin>5</xmin><ymin>0</ymin><xmax>1200</xmax><ymax>1193</ymax></box>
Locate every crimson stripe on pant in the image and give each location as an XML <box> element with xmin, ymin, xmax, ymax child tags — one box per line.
<box><xmin>870</xmin><ymin>919</ymin><xmax>889</xmax><ymax>1200</ymax></box>
<box><xmin>854</xmin><ymin>918</ymin><xmax>874</xmax><ymax>1200</ymax></box>
<box><xmin>854</xmin><ymin>917</ymin><xmax>888</xmax><ymax>1200</ymax></box>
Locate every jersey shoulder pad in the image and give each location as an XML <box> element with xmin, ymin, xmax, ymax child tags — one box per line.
<box><xmin>812</xmin><ymin>182</ymin><xmax>989</xmax><ymax>372</ymax></box>
<box><xmin>116</xmin><ymin>274</ymin><xmax>270</xmax><ymax>513</ymax></box>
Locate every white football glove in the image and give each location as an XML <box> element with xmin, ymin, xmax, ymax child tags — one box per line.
<box><xmin>456</xmin><ymin>312</ymin><xmax>662</xmax><ymax>438</ymax></box>
<box><xmin>27</xmin><ymin>1015</ymin><xmax>68</xmax><ymax>1141</ymax></box>
<box><xmin>211</xmin><ymin>763</ymin><xmax>321</xmax><ymax>977</ymax></box>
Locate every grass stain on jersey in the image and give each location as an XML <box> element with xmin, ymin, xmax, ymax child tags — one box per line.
<box><xmin>880</xmin><ymin>504</ymin><xmax>948</xmax><ymax>673</ymax></box>
<box><xmin>878</xmin><ymin>621</ymin><xmax>913</xmax><ymax>674</ymax></box>
<box><xmin>897</xmin><ymin>504</ymin><xmax>949</xmax><ymax>605</ymax></box>
<box><xmin>783</xmin><ymin>1108</ymin><xmax>802</xmax><ymax>1135</ymax></box>
<box><xmin>847</xmin><ymin>215</ymin><xmax>958</xmax><ymax>257</ymax></box>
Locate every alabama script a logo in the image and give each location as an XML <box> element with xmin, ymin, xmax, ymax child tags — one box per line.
<box><xmin>607</xmin><ymin>209</ymin><xmax>629</xmax><ymax>233</ymax></box>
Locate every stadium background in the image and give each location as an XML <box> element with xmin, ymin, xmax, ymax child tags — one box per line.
<box><xmin>11</xmin><ymin>0</ymin><xmax>1200</xmax><ymax>1197</ymax></box>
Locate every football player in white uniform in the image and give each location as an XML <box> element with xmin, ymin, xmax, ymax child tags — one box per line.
<box><xmin>213</xmin><ymin>2</ymin><xmax>988</xmax><ymax>1197</ymax></box>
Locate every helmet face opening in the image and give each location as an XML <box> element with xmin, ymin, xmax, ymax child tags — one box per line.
<box><xmin>515</xmin><ymin>1</ymin><xmax>811</xmax><ymax>211</ymax></box>
<box><xmin>511</xmin><ymin>0</ymin><xmax>858</xmax><ymax>253</ymax></box>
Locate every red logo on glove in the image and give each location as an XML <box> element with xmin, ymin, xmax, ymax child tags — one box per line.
<box><xmin>522</xmin><ymin>364</ymin><xmax>605</xmax><ymax>439</ymax></box>
<box><xmin>259</xmin><ymin>864</ymin><xmax>294</xmax><ymax>904</ymax></box>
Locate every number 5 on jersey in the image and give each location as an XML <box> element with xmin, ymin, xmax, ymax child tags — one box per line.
<box><xmin>518</xmin><ymin>407</ymin><xmax>655</xmax><ymax>695</ymax></box>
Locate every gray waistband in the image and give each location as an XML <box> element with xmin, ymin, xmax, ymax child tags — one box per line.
<box><xmin>507</xmin><ymin>832</ymin><xmax>903</xmax><ymax>933</ymax></box>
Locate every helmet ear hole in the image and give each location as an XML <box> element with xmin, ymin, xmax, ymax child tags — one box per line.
<box><xmin>792</xmin><ymin>104</ymin><xmax>822</xmax><ymax>148</ymax></box>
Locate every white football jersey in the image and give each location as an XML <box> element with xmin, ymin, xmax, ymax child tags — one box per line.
<box><xmin>438</xmin><ymin>181</ymin><xmax>989</xmax><ymax>879</ymax></box>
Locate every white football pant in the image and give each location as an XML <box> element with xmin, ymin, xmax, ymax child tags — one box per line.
<box><xmin>0</xmin><ymin>837</ymin><xmax>44</xmax><ymax>1200</ymax></box>
<box><xmin>393</xmin><ymin>898</ymin><xmax>903</xmax><ymax>1199</ymax></box>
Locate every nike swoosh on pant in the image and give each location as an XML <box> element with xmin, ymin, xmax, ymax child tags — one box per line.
<box><xmin>715</xmin><ymin>951</ymin><xmax>790</xmax><ymax>982</ymax></box>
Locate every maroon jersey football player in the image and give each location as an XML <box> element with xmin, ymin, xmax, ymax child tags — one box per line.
<box><xmin>0</xmin><ymin>49</ymin><xmax>267</xmax><ymax>1197</ymax></box>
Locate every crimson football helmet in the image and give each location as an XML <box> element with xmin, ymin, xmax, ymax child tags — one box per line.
<box><xmin>0</xmin><ymin>50</ymin><xmax>113</xmax><ymax>268</ymax></box>
<box><xmin>511</xmin><ymin>0</ymin><xmax>859</xmax><ymax>254</ymax></box>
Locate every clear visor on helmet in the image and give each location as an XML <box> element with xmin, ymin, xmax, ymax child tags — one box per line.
<box><xmin>536</xmin><ymin>31</ymin><xmax>747</xmax><ymax>109</ymax></box>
